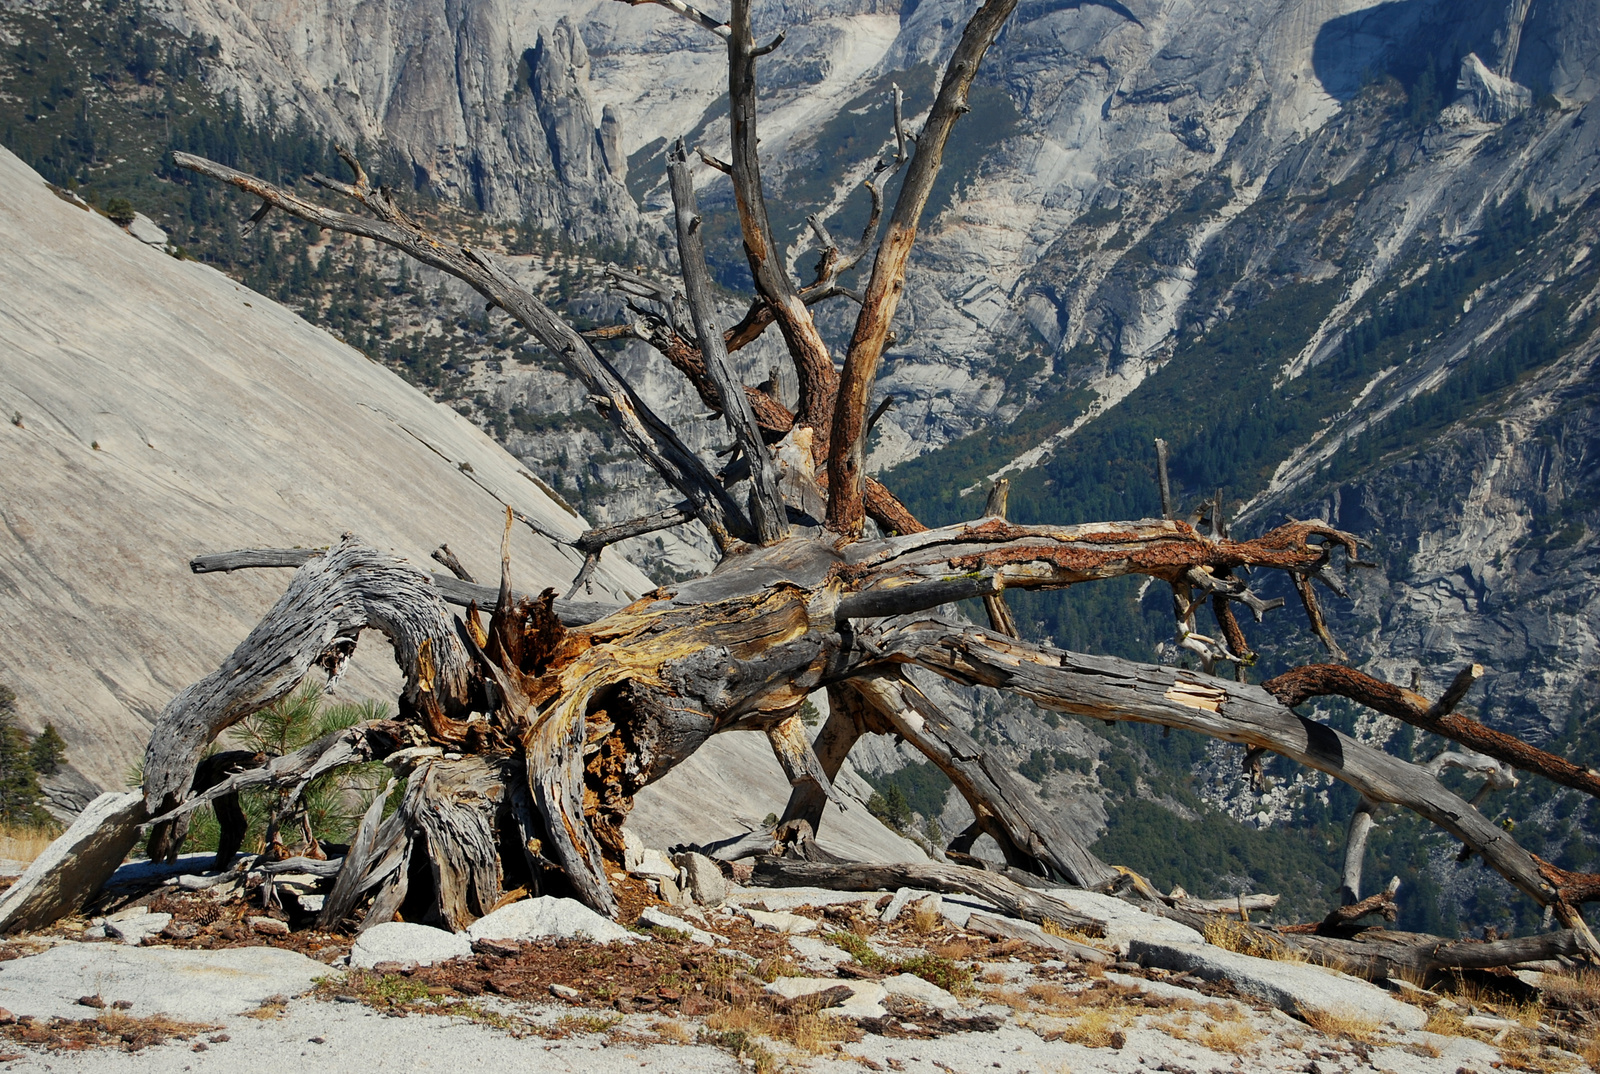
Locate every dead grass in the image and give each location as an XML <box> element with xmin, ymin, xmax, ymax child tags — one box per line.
<box><xmin>649</xmin><ymin>1018</ymin><xmax>693</xmax><ymax>1044</ymax></box>
<box><xmin>1202</xmin><ymin>917</ymin><xmax>1306</xmax><ymax>963</ymax></box>
<box><xmin>0</xmin><ymin>824</ymin><xmax>58</xmax><ymax>864</ymax></box>
<box><xmin>240</xmin><ymin>994</ymin><xmax>288</xmax><ymax>1020</ymax></box>
<box><xmin>910</xmin><ymin>899</ymin><xmax>941</xmax><ymax>936</ymax></box>
<box><xmin>701</xmin><ymin>996</ymin><xmax>857</xmax><ymax>1072</ymax></box>
<box><xmin>1053</xmin><ymin>1007</ymin><xmax>1125</xmax><ymax>1048</ymax></box>
<box><xmin>1199</xmin><ymin>1018</ymin><xmax>1262</xmax><ymax>1054</ymax></box>
<box><xmin>1299</xmin><ymin>1006</ymin><xmax>1382</xmax><ymax>1043</ymax></box>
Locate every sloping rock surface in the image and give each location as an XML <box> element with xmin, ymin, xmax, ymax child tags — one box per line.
<box><xmin>0</xmin><ymin>145</ymin><xmax>650</xmax><ymax>792</ymax></box>
<box><xmin>0</xmin><ymin>943</ymin><xmax>328</xmax><ymax>1021</ymax></box>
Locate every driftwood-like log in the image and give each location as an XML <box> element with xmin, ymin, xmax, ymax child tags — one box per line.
<box><xmin>750</xmin><ymin>856</ymin><xmax>1105</xmax><ymax>935</ymax></box>
<box><xmin>848</xmin><ymin>672</ymin><xmax>1116</xmax><ymax>889</ymax></box>
<box><xmin>875</xmin><ymin>616</ymin><xmax>1600</xmax><ymax>948</ymax></box>
<box><xmin>143</xmin><ymin>538</ymin><xmax>473</xmax><ymax>861</ymax></box>
<box><xmin>1264</xmin><ymin>662</ymin><xmax>1600</xmax><ymax>800</ymax></box>
<box><xmin>8</xmin><ymin>0</ymin><xmax>1579</xmax><ymax>968</ymax></box>
<box><xmin>1266</xmin><ymin>927</ymin><xmax>1589</xmax><ymax>982</ymax></box>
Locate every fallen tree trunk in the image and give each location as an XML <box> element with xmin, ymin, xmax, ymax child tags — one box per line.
<box><xmin>749</xmin><ymin>856</ymin><xmax>1104</xmax><ymax>935</ymax></box>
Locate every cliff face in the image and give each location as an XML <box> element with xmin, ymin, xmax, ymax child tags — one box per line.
<box><xmin>150</xmin><ymin>0</ymin><xmax>637</xmax><ymax>240</ymax></box>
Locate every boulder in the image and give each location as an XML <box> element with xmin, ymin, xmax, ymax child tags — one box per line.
<box><xmin>789</xmin><ymin>934</ymin><xmax>852</xmax><ymax>968</ymax></box>
<box><xmin>882</xmin><ymin>972</ymin><xmax>962</xmax><ymax>1011</ymax></box>
<box><xmin>103</xmin><ymin>910</ymin><xmax>172</xmax><ymax>946</ymax></box>
<box><xmin>465</xmin><ymin>896</ymin><xmax>633</xmax><ymax>945</ymax></box>
<box><xmin>1045</xmin><ymin>888</ymin><xmax>1204</xmax><ymax>955</ymax></box>
<box><xmin>0</xmin><ymin>791</ymin><xmax>145</xmax><ymax>934</ymax></box>
<box><xmin>765</xmin><ymin>976</ymin><xmax>887</xmax><ymax>1019</ymax></box>
<box><xmin>879</xmin><ymin>886</ymin><xmax>934</xmax><ymax>923</ymax></box>
<box><xmin>126</xmin><ymin>212</ymin><xmax>167</xmax><ymax>246</ymax></box>
<box><xmin>350</xmin><ymin>922</ymin><xmax>472</xmax><ymax>969</ymax></box>
<box><xmin>1127</xmin><ymin>938</ymin><xmax>1427</xmax><ymax>1030</ymax></box>
<box><xmin>628</xmin><ymin>847</ymin><xmax>678</xmax><ymax>881</ymax></box>
<box><xmin>675</xmin><ymin>851</ymin><xmax>727</xmax><ymax>907</ymax></box>
<box><xmin>0</xmin><ymin>943</ymin><xmax>326</xmax><ymax>1021</ymax></box>
<box><xmin>638</xmin><ymin>906</ymin><xmax>723</xmax><ymax>946</ymax></box>
<box><xmin>741</xmin><ymin>907</ymin><xmax>816</xmax><ymax>934</ymax></box>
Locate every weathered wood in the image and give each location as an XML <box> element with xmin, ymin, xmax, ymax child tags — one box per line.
<box><xmin>848</xmin><ymin>672</ymin><xmax>1117</xmax><ymax>889</ymax></box>
<box><xmin>876</xmin><ymin>616</ymin><xmax>1600</xmax><ymax>948</ymax></box>
<box><xmin>666</xmin><ymin>137</ymin><xmax>788</xmax><ymax>544</ymax></box>
<box><xmin>827</xmin><ymin>0</ymin><xmax>1024</xmax><ymax>534</ymax></box>
<box><xmin>174</xmin><ymin>151</ymin><xmax>750</xmax><ymax>547</ymax></box>
<box><xmin>1264</xmin><ymin>662</ymin><xmax>1600</xmax><ymax>800</ymax></box>
<box><xmin>145</xmin><ymin>538</ymin><xmax>474</xmax><ymax>863</ymax></box>
<box><xmin>980</xmin><ymin>480</ymin><xmax>1021</xmax><ymax>638</ymax></box>
<box><xmin>780</xmin><ymin>686</ymin><xmax>870</xmax><ymax>832</ymax></box>
<box><xmin>749</xmin><ymin>856</ymin><xmax>1105</xmax><ymax>935</ymax></box>
<box><xmin>726</xmin><ymin>0</ymin><xmax>838</xmax><ymax>434</ymax></box>
<box><xmin>1267</xmin><ymin>927</ymin><xmax>1589</xmax><ymax>982</ymax></box>
<box><xmin>190</xmin><ymin>547</ymin><xmax>620</xmax><ymax>626</ymax></box>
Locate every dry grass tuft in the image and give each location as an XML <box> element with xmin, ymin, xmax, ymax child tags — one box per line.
<box><xmin>0</xmin><ymin>824</ymin><xmax>58</xmax><ymax>864</ymax></box>
<box><xmin>1300</xmin><ymin>1006</ymin><xmax>1382</xmax><ymax>1043</ymax></box>
<box><xmin>241</xmin><ymin>995</ymin><xmax>288</xmax><ymax>1021</ymax></box>
<box><xmin>1203</xmin><ymin>917</ymin><xmax>1306</xmax><ymax>962</ymax></box>
<box><xmin>1199</xmin><ymin>1018</ymin><xmax>1262</xmax><ymax>1054</ymax></box>
<box><xmin>1054</xmin><ymin>1007</ymin><xmax>1125</xmax><ymax>1048</ymax></box>
<box><xmin>910</xmin><ymin>898</ymin><xmax>941</xmax><ymax>936</ymax></box>
<box><xmin>649</xmin><ymin>1018</ymin><xmax>693</xmax><ymax>1044</ymax></box>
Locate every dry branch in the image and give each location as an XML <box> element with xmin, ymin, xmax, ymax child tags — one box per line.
<box><xmin>666</xmin><ymin>137</ymin><xmax>788</xmax><ymax>543</ymax></box>
<box><xmin>828</xmin><ymin>0</ymin><xmax>1022</xmax><ymax>534</ymax></box>
<box><xmin>1263</xmin><ymin>663</ymin><xmax>1600</xmax><ymax>799</ymax></box>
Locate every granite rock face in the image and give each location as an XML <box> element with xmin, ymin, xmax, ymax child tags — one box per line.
<box><xmin>0</xmin><ymin>146</ymin><xmax>650</xmax><ymax>795</ymax></box>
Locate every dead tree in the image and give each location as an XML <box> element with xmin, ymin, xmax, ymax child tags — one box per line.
<box><xmin>6</xmin><ymin>0</ymin><xmax>1600</xmax><ymax>961</ymax></box>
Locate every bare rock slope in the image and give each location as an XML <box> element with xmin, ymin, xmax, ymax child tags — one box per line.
<box><xmin>0</xmin><ymin>143</ymin><xmax>648</xmax><ymax>794</ymax></box>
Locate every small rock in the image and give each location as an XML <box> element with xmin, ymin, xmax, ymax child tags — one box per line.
<box><xmin>629</xmin><ymin>847</ymin><xmax>678</xmax><ymax>881</ymax></box>
<box><xmin>126</xmin><ymin>212</ymin><xmax>167</xmax><ymax>247</ymax></box>
<box><xmin>790</xmin><ymin>935</ymin><xmax>851</xmax><ymax>967</ymax></box>
<box><xmin>81</xmin><ymin>925</ymin><xmax>108</xmax><ymax>940</ymax></box>
<box><xmin>675</xmin><ymin>852</ymin><xmax>727</xmax><ymax>907</ymax></box>
<box><xmin>105</xmin><ymin>911</ymin><xmax>173</xmax><ymax>946</ymax></box>
<box><xmin>765</xmin><ymin>976</ymin><xmax>887</xmax><ymax>1019</ymax></box>
<box><xmin>465</xmin><ymin>896</ymin><xmax>633</xmax><ymax>945</ymax></box>
<box><xmin>350</xmin><ymin>922</ymin><xmax>472</xmax><ymax>969</ymax></box>
<box><xmin>470</xmin><ymin>937</ymin><xmax>522</xmax><ymax>958</ymax></box>
<box><xmin>742</xmin><ymin>907</ymin><xmax>816</xmax><ymax>934</ymax></box>
<box><xmin>653</xmin><ymin>875</ymin><xmax>684</xmax><ymax>905</ymax></box>
<box><xmin>549</xmin><ymin>983</ymin><xmax>581</xmax><ymax>1001</ymax></box>
<box><xmin>639</xmin><ymin>906</ymin><xmax>723</xmax><ymax>946</ymax></box>
<box><xmin>881</xmin><ymin>973</ymin><xmax>962</xmax><ymax>1011</ymax></box>
<box><xmin>297</xmin><ymin>894</ymin><xmax>325</xmax><ymax>913</ymax></box>
<box><xmin>249</xmin><ymin>916</ymin><xmax>290</xmax><ymax>937</ymax></box>
<box><xmin>77</xmin><ymin>995</ymin><xmax>106</xmax><ymax>1009</ymax></box>
<box><xmin>111</xmin><ymin>1000</ymin><xmax>133</xmax><ymax>1010</ymax></box>
<box><xmin>880</xmin><ymin>888</ymin><xmax>929</xmax><ymax>924</ymax></box>
<box><xmin>162</xmin><ymin>920</ymin><xmax>201</xmax><ymax>941</ymax></box>
<box><xmin>0</xmin><ymin>1007</ymin><xmax>13</xmax><ymax>1025</ymax></box>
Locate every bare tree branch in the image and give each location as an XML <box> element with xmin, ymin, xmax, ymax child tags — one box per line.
<box><xmin>727</xmin><ymin>0</ymin><xmax>838</xmax><ymax>434</ymax></box>
<box><xmin>173</xmin><ymin>151</ymin><xmax>751</xmax><ymax>549</ymax></box>
<box><xmin>667</xmin><ymin>137</ymin><xmax>789</xmax><ymax>543</ymax></box>
<box><xmin>827</xmin><ymin>0</ymin><xmax>1022</xmax><ymax>535</ymax></box>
